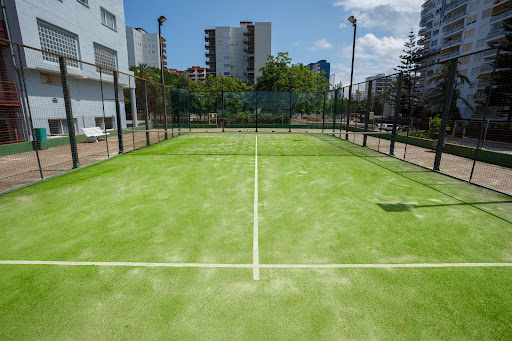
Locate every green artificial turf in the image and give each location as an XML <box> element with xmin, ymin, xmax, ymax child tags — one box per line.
<box><xmin>1</xmin><ymin>133</ymin><xmax>511</xmax><ymax>339</ymax></box>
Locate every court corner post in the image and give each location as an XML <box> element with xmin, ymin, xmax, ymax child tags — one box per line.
<box><xmin>433</xmin><ymin>58</ymin><xmax>458</xmax><ymax>171</ymax></box>
<box><xmin>113</xmin><ymin>71</ymin><xmax>124</xmax><ymax>154</ymax></box>
<box><xmin>389</xmin><ymin>72</ymin><xmax>403</xmax><ymax>156</ymax></box>
<box><xmin>363</xmin><ymin>80</ymin><xmax>373</xmax><ymax>147</ymax></box>
<box><xmin>58</xmin><ymin>56</ymin><xmax>79</xmax><ymax>168</ymax></box>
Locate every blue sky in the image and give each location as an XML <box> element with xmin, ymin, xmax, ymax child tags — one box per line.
<box><xmin>124</xmin><ymin>0</ymin><xmax>424</xmax><ymax>86</ymax></box>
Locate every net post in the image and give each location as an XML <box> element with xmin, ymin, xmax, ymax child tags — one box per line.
<box><xmin>389</xmin><ymin>72</ymin><xmax>403</xmax><ymax>156</ymax></box>
<box><xmin>58</xmin><ymin>56</ymin><xmax>79</xmax><ymax>168</ymax></box>
<box><xmin>162</xmin><ymin>83</ymin><xmax>168</xmax><ymax>140</ymax></box>
<box><xmin>113</xmin><ymin>71</ymin><xmax>124</xmax><ymax>154</ymax></box>
<box><xmin>363</xmin><ymin>80</ymin><xmax>373</xmax><ymax>147</ymax></box>
<box><xmin>322</xmin><ymin>89</ymin><xmax>326</xmax><ymax>133</ymax></box>
<box><xmin>345</xmin><ymin>84</ymin><xmax>351</xmax><ymax>140</ymax></box>
<box><xmin>142</xmin><ymin>79</ymin><xmax>150</xmax><ymax>146</ymax></box>
<box><xmin>339</xmin><ymin>88</ymin><xmax>344</xmax><ymax>134</ymax></box>
<box><xmin>433</xmin><ymin>58</ymin><xmax>458</xmax><ymax>171</ymax></box>
<box><xmin>333</xmin><ymin>89</ymin><xmax>338</xmax><ymax>132</ymax></box>
<box><xmin>188</xmin><ymin>91</ymin><xmax>192</xmax><ymax>132</ymax></box>
<box><xmin>288</xmin><ymin>90</ymin><xmax>292</xmax><ymax>132</ymax></box>
<box><xmin>255</xmin><ymin>91</ymin><xmax>258</xmax><ymax>132</ymax></box>
<box><xmin>470</xmin><ymin>48</ymin><xmax>500</xmax><ymax>182</ymax></box>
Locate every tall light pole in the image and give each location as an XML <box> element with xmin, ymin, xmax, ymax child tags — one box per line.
<box><xmin>345</xmin><ymin>15</ymin><xmax>357</xmax><ymax>140</ymax></box>
<box><xmin>158</xmin><ymin>15</ymin><xmax>167</xmax><ymax>138</ymax></box>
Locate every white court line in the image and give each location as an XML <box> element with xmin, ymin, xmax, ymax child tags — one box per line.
<box><xmin>1</xmin><ymin>260</ymin><xmax>512</xmax><ymax>269</ymax></box>
<box><xmin>253</xmin><ymin>136</ymin><xmax>260</xmax><ymax>280</ymax></box>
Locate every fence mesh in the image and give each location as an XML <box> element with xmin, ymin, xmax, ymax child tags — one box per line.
<box><xmin>0</xmin><ymin>38</ymin><xmax>510</xmax><ymax>196</ymax></box>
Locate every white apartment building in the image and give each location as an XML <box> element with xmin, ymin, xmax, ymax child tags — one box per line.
<box><xmin>2</xmin><ymin>0</ymin><xmax>131</xmax><ymax>138</ymax></box>
<box><xmin>205</xmin><ymin>22</ymin><xmax>271</xmax><ymax>85</ymax></box>
<box><xmin>365</xmin><ymin>73</ymin><xmax>394</xmax><ymax>97</ymax></box>
<box><xmin>418</xmin><ymin>0</ymin><xmax>512</xmax><ymax>120</ymax></box>
<box><xmin>126</xmin><ymin>27</ymin><xmax>167</xmax><ymax>69</ymax></box>
<box><xmin>186</xmin><ymin>66</ymin><xmax>208</xmax><ymax>82</ymax></box>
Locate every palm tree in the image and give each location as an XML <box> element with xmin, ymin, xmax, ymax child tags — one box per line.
<box><xmin>423</xmin><ymin>62</ymin><xmax>474</xmax><ymax>122</ymax></box>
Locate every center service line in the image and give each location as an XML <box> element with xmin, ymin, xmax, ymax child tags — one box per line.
<box><xmin>253</xmin><ymin>136</ymin><xmax>260</xmax><ymax>280</ymax></box>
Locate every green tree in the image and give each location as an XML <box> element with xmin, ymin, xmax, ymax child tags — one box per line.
<box><xmin>423</xmin><ymin>62</ymin><xmax>473</xmax><ymax>123</ymax></box>
<box><xmin>254</xmin><ymin>52</ymin><xmax>328</xmax><ymax>92</ymax></box>
<box><xmin>395</xmin><ymin>30</ymin><xmax>420</xmax><ymax>118</ymax></box>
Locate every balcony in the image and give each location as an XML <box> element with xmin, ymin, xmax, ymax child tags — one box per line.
<box><xmin>206</xmin><ymin>60</ymin><xmax>216</xmax><ymax>65</ymax></box>
<box><xmin>477</xmin><ymin>80</ymin><xmax>491</xmax><ymax>89</ymax></box>
<box><xmin>440</xmin><ymin>49</ymin><xmax>460</xmax><ymax>61</ymax></box>
<box><xmin>480</xmin><ymin>63</ymin><xmax>495</xmax><ymax>73</ymax></box>
<box><xmin>487</xmin><ymin>28</ymin><xmax>506</xmax><ymax>42</ymax></box>
<box><xmin>445</xmin><ymin>0</ymin><xmax>468</xmax><ymax>13</ymax></box>
<box><xmin>247</xmin><ymin>49</ymin><xmax>255</xmax><ymax>55</ymax></box>
<box><xmin>162</xmin><ymin>42</ymin><xmax>166</xmax><ymax>48</ymax></box>
<box><xmin>162</xmin><ymin>54</ymin><xmax>167</xmax><ymax>59</ymax></box>
<box><xmin>443</xmin><ymin>23</ymin><xmax>465</xmax><ymax>37</ymax></box>
<box><xmin>420</xmin><ymin>12</ymin><xmax>434</xmax><ymax>25</ymax></box>
<box><xmin>163</xmin><ymin>61</ymin><xmax>167</xmax><ymax>66</ymax></box>
<box><xmin>419</xmin><ymin>26</ymin><xmax>433</xmax><ymax>35</ymax></box>
<box><xmin>441</xmin><ymin>37</ymin><xmax>462</xmax><ymax>49</ymax></box>
<box><xmin>421</xmin><ymin>0</ymin><xmax>436</xmax><ymax>14</ymax></box>
<box><xmin>483</xmin><ymin>48</ymin><xmax>499</xmax><ymax>58</ymax></box>
<box><xmin>0</xmin><ymin>81</ymin><xmax>21</xmax><ymax>107</ymax></box>
<box><xmin>204</xmin><ymin>36</ymin><xmax>215</xmax><ymax>42</ymax></box>
<box><xmin>444</xmin><ymin>10</ymin><xmax>466</xmax><ymax>25</ymax></box>
<box><xmin>205</xmin><ymin>52</ymin><xmax>216</xmax><ymax>58</ymax></box>
<box><xmin>205</xmin><ymin>44</ymin><xmax>216</xmax><ymax>50</ymax></box>
<box><xmin>490</xmin><ymin>8</ymin><xmax>512</xmax><ymax>23</ymax></box>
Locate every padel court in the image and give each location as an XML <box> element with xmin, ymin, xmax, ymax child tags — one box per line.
<box><xmin>1</xmin><ymin>133</ymin><xmax>511</xmax><ymax>339</ymax></box>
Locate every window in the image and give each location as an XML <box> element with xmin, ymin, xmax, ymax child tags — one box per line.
<box><xmin>462</xmin><ymin>42</ymin><xmax>473</xmax><ymax>52</ymax></box>
<box><xmin>37</xmin><ymin>20</ymin><xmax>79</xmax><ymax>67</ymax></box>
<box><xmin>40</xmin><ymin>73</ymin><xmax>61</xmax><ymax>85</ymax></box>
<box><xmin>224</xmin><ymin>64</ymin><xmax>230</xmax><ymax>67</ymax></box>
<box><xmin>482</xmin><ymin>8</ymin><xmax>492</xmax><ymax>19</ymax></box>
<box><xmin>101</xmin><ymin>8</ymin><xmax>116</xmax><ymax>30</ymax></box>
<box><xmin>464</xmin><ymin>28</ymin><xmax>475</xmax><ymax>38</ymax></box>
<box><xmin>94</xmin><ymin>43</ymin><xmax>117</xmax><ymax>74</ymax></box>
<box><xmin>479</xmin><ymin>23</ymin><xmax>489</xmax><ymax>34</ymax></box>
<box><xmin>95</xmin><ymin>117</ymin><xmax>114</xmax><ymax>130</ymax></box>
<box><xmin>484</xmin><ymin>0</ymin><xmax>494</xmax><ymax>4</ymax></box>
<box><xmin>468</xmin><ymin>1</ymin><xmax>479</xmax><ymax>11</ymax></box>
<box><xmin>476</xmin><ymin>38</ymin><xmax>486</xmax><ymax>48</ymax></box>
<box><xmin>431</xmin><ymin>39</ymin><xmax>438</xmax><ymax>46</ymax></box>
<box><xmin>77</xmin><ymin>0</ymin><xmax>88</xmax><ymax>6</ymax></box>
<box><xmin>459</xmin><ymin>55</ymin><xmax>470</xmax><ymax>64</ymax></box>
<box><xmin>467</xmin><ymin>14</ymin><xmax>477</xmax><ymax>25</ymax></box>
<box><xmin>48</xmin><ymin>119</ymin><xmax>78</xmax><ymax>135</ymax></box>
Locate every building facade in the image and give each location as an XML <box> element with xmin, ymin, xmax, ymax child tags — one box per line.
<box><xmin>2</xmin><ymin>0</ymin><xmax>131</xmax><ymax>142</ymax></box>
<box><xmin>418</xmin><ymin>0</ymin><xmax>512</xmax><ymax>120</ymax></box>
<box><xmin>365</xmin><ymin>73</ymin><xmax>394</xmax><ymax>97</ymax></box>
<box><xmin>126</xmin><ymin>27</ymin><xmax>167</xmax><ymax>69</ymax></box>
<box><xmin>205</xmin><ymin>22</ymin><xmax>271</xmax><ymax>85</ymax></box>
<box><xmin>186</xmin><ymin>66</ymin><xmax>208</xmax><ymax>82</ymax></box>
<box><xmin>308</xmin><ymin>60</ymin><xmax>330</xmax><ymax>80</ymax></box>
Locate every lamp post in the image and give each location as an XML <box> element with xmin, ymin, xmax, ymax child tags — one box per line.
<box><xmin>158</xmin><ymin>15</ymin><xmax>167</xmax><ymax>138</ymax></box>
<box><xmin>345</xmin><ymin>15</ymin><xmax>357</xmax><ymax>140</ymax></box>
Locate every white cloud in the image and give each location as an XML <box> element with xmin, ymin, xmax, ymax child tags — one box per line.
<box><xmin>335</xmin><ymin>34</ymin><xmax>406</xmax><ymax>86</ymax></box>
<box><xmin>334</xmin><ymin>0</ymin><xmax>421</xmax><ymax>36</ymax></box>
<box><xmin>333</xmin><ymin>0</ymin><xmax>423</xmax><ymax>12</ymax></box>
<box><xmin>309</xmin><ymin>39</ymin><xmax>333</xmax><ymax>50</ymax></box>
<box><xmin>339</xmin><ymin>23</ymin><xmax>347</xmax><ymax>29</ymax></box>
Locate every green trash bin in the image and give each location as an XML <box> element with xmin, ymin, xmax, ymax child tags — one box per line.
<box><xmin>33</xmin><ymin>128</ymin><xmax>47</xmax><ymax>150</ymax></box>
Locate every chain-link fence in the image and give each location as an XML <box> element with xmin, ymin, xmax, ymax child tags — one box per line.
<box><xmin>340</xmin><ymin>47</ymin><xmax>511</xmax><ymax>196</ymax></box>
<box><xmin>1</xmin><ymin>38</ymin><xmax>511</xmax><ymax>196</ymax></box>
